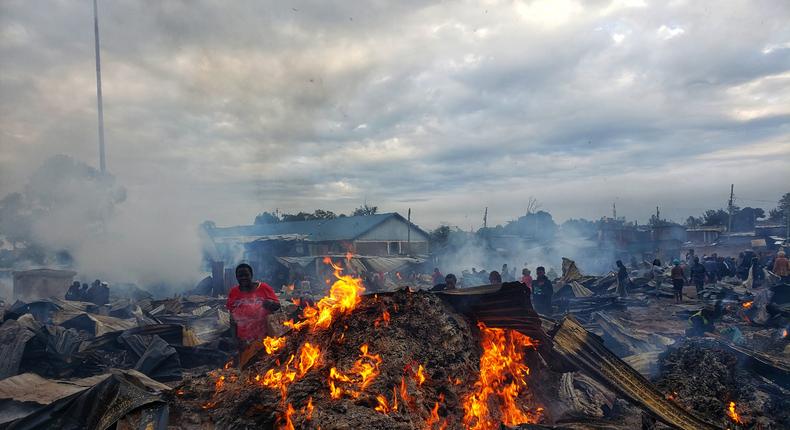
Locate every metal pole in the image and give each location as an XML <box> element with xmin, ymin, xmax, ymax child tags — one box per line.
<box><xmin>728</xmin><ymin>184</ymin><xmax>734</xmax><ymax>232</ymax></box>
<box><xmin>93</xmin><ymin>0</ymin><xmax>106</xmax><ymax>173</ymax></box>
<box><xmin>405</xmin><ymin>208</ymin><xmax>411</xmax><ymax>255</ymax></box>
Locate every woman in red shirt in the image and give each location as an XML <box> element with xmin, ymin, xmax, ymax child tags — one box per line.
<box><xmin>226</xmin><ymin>264</ymin><xmax>280</xmax><ymax>347</ymax></box>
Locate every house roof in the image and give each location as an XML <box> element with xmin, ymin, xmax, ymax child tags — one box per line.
<box><xmin>208</xmin><ymin>212</ymin><xmax>429</xmax><ymax>243</ymax></box>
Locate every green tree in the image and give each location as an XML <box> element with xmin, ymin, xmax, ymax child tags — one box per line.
<box><xmin>768</xmin><ymin>192</ymin><xmax>790</xmax><ymax>222</ymax></box>
<box><xmin>254</xmin><ymin>212</ymin><xmax>280</xmax><ymax>224</ymax></box>
<box><xmin>685</xmin><ymin>216</ymin><xmax>703</xmax><ymax>228</ymax></box>
<box><xmin>429</xmin><ymin>225</ymin><xmax>451</xmax><ymax>248</ymax></box>
<box><xmin>352</xmin><ymin>204</ymin><xmax>378</xmax><ymax>216</ymax></box>
<box><xmin>281</xmin><ymin>209</ymin><xmax>337</xmax><ymax>222</ymax></box>
<box><xmin>702</xmin><ymin>209</ymin><xmax>730</xmax><ymax>226</ymax></box>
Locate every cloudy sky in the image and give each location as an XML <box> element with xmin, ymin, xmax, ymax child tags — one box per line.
<box><xmin>2</xmin><ymin>0</ymin><xmax>790</xmax><ymax>231</ymax></box>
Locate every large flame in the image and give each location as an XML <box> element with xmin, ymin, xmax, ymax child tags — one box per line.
<box><xmin>284</xmin><ymin>257</ymin><xmax>365</xmax><ymax>332</ymax></box>
<box><xmin>462</xmin><ymin>323</ymin><xmax>542</xmax><ymax>430</ymax></box>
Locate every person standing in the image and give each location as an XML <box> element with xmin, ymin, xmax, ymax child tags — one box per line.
<box><xmin>650</xmin><ymin>259</ymin><xmax>664</xmax><ymax>298</ymax></box>
<box><xmin>531</xmin><ymin>266</ymin><xmax>553</xmax><ymax>315</ymax></box>
<box><xmin>772</xmin><ymin>250</ymin><xmax>789</xmax><ymax>282</ymax></box>
<box><xmin>615</xmin><ymin>260</ymin><xmax>629</xmax><ymax>297</ymax></box>
<box><xmin>431</xmin><ymin>268</ymin><xmax>444</xmax><ymax>286</ymax></box>
<box><xmin>520</xmin><ymin>268</ymin><xmax>533</xmax><ymax>290</ymax></box>
<box><xmin>671</xmin><ymin>259</ymin><xmax>686</xmax><ymax>303</ymax></box>
<box><xmin>226</xmin><ymin>264</ymin><xmax>281</xmax><ymax>359</ymax></box>
<box><xmin>689</xmin><ymin>256</ymin><xmax>707</xmax><ymax>295</ymax></box>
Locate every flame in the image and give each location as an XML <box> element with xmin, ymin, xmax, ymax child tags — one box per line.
<box><xmin>326</xmin><ymin>344</ymin><xmax>383</xmax><ymax>400</ymax></box>
<box><xmin>329</xmin><ymin>367</ymin><xmax>351</xmax><ymax>399</ymax></box>
<box><xmin>399</xmin><ymin>376</ymin><xmax>411</xmax><ymax>405</ymax></box>
<box><xmin>783</xmin><ymin>328</ymin><xmax>788</xmax><ymax>338</ymax></box>
<box><xmin>415</xmin><ymin>364</ymin><xmax>427</xmax><ymax>385</ymax></box>
<box><xmin>727</xmin><ymin>401</ymin><xmax>743</xmax><ymax>424</ymax></box>
<box><xmin>426</xmin><ymin>394</ymin><xmax>448</xmax><ymax>430</ymax></box>
<box><xmin>742</xmin><ymin>301</ymin><xmax>753</xmax><ymax>309</ymax></box>
<box><xmin>215</xmin><ymin>375</ymin><xmax>225</xmax><ymax>392</ymax></box>
<box><xmin>305</xmin><ymin>397</ymin><xmax>314</xmax><ymax>420</ymax></box>
<box><xmin>282</xmin><ymin>403</ymin><xmax>295</xmax><ymax>430</ymax></box>
<box><xmin>375</xmin><ymin>394</ymin><xmax>391</xmax><ymax>414</ymax></box>
<box><xmin>263</xmin><ymin>336</ymin><xmax>287</xmax><ymax>355</ymax></box>
<box><xmin>284</xmin><ymin>259</ymin><xmax>365</xmax><ymax>332</ymax></box>
<box><xmin>297</xmin><ymin>342</ymin><xmax>321</xmax><ymax>377</ymax></box>
<box><xmin>355</xmin><ymin>344</ymin><xmax>383</xmax><ymax>390</ymax></box>
<box><xmin>462</xmin><ymin>323</ymin><xmax>542</xmax><ymax>430</ymax></box>
<box><xmin>375</xmin><ymin>310</ymin><xmax>392</xmax><ymax>328</ymax></box>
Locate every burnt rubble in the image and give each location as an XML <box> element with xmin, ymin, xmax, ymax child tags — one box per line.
<box><xmin>0</xmin><ymin>258</ymin><xmax>788</xmax><ymax>429</ymax></box>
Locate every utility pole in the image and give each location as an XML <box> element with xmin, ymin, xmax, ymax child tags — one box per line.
<box><xmin>93</xmin><ymin>0</ymin><xmax>106</xmax><ymax>173</ymax></box>
<box><xmin>656</xmin><ymin>206</ymin><xmax>660</xmax><ymax>221</ymax></box>
<box><xmin>406</xmin><ymin>208</ymin><xmax>411</xmax><ymax>255</ymax></box>
<box><xmin>785</xmin><ymin>205</ymin><xmax>789</xmax><ymax>246</ymax></box>
<box><xmin>613</xmin><ymin>202</ymin><xmax>617</xmax><ymax>219</ymax></box>
<box><xmin>483</xmin><ymin>207</ymin><xmax>488</xmax><ymax>229</ymax></box>
<box><xmin>727</xmin><ymin>184</ymin><xmax>734</xmax><ymax>232</ymax></box>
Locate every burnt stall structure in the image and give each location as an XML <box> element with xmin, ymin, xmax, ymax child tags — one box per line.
<box><xmin>202</xmin><ymin>213</ymin><xmax>431</xmax><ymax>291</ymax></box>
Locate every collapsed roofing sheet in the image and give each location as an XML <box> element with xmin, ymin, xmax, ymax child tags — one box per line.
<box><xmin>549</xmin><ymin>316</ymin><xmax>720</xmax><ymax>430</ymax></box>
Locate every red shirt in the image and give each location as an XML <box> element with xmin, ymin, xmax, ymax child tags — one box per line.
<box><xmin>226</xmin><ymin>282</ymin><xmax>279</xmax><ymax>341</ymax></box>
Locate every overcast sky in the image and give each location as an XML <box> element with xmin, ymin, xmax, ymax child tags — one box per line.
<box><xmin>2</xmin><ymin>0</ymin><xmax>789</xmax><ymax>231</ymax></box>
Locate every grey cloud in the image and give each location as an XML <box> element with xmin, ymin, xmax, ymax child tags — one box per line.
<box><xmin>1</xmin><ymin>0</ymin><xmax>789</xmax><ymax>237</ymax></box>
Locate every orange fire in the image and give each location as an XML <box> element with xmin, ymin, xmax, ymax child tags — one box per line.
<box><xmin>327</xmin><ymin>344</ymin><xmax>383</xmax><ymax>400</ymax></box>
<box><xmin>742</xmin><ymin>301</ymin><xmax>753</xmax><ymax>309</ymax></box>
<box><xmin>297</xmin><ymin>342</ymin><xmax>321</xmax><ymax>377</ymax></box>
<box><xmin>215</xmin><ymin>375</ymin><xmax>225</xmax><ymax>392</ymax></box>
<box><xmin>399</xmin><ymin>376</ymin><xmax>412</xmax><ymax>405</ymax></box>
<box><xmin>263</xmin><ymin>336</ymin><xmax>287</xmax><ymax>355</ymax></box>
<box><xmin>415</xmin><ymin>364</ymin><xmax>427</xmax><ymax>385</ymax></box>
<box><xmin>783</xmin><ymin>328</ymin><xmax>788</xmax><ymax>338</ymax></box>
<box><xmin>426</xmin><ymin>393</ymin><xmax>448</xmax><ymax>430</ymax></box>
<box><xmin>462</xmin><ymin>323</ymin><xmax>542</xmax><ymax>430</ymax></box>
<box><xmin>284</xmin><ymin>259</ymin><xmax>365</xmax><ymax>332</ymax></box>
<box><xmin>727</xmin><ymin>401</ymin><xmax>743</xmax><ymax>424</ymax></box>
<box><xmin>282</xmin><ymin>403</ymin><xmax>295</xmax><ymax>430</ymax></box>
<box><xmin>374</xmin><ymin>310</ymin><xmax>392</xmax><ymax>328</ymax></box>
<box><xmin>375</xmin><ymin>394</ymin><xmax>391</xmax><ymax>414</ymax></box>
<box><xmin>305</xmin><ymin>397</ymin><xmax>314</xmax><ymax>420</ymax></box>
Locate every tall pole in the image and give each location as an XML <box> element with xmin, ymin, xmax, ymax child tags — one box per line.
<box><xmin>728</xmin><ymin>184</ymin><xmax>734</xmax><ymax>232</ymax></box>
<box><xmin>93</xmin><ymin>0</ymin><xmax>106</xmax><ymax>173</ymax></box>
<box><xmin>483</xmin><ymin>207</ymin><xmax>488</xmax><ymax>229</ymax></box>
<box><xmin>406</xmin><ymin>208</ymin><xmax>411</xmax><ymax>255</ymax></box>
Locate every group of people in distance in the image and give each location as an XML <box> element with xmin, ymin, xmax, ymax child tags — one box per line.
<box><xmin>430</xmin><ymin>264</ymin><xmax>554</xmax><ymax>315</ymax></box>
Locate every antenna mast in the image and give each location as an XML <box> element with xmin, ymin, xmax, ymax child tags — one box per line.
<box><xmin>93</xmin><ymin>0</ymin><xmax>106</xmax><ymax>173</ymax></box>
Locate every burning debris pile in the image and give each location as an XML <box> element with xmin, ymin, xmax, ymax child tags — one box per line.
<box><xmin>655</xmin><ymin>338</ymin><xmax>790</xmax><ymax>430</ymax></box>
<box><xmin>171</xmin><ymin>261</ymin><xmax>545</xmax><ymax>429</ymax></box>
